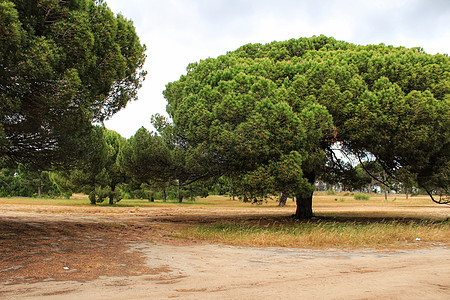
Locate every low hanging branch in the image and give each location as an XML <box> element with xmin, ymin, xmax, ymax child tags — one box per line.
<box><xmin>423</xmin><ymin>186</ymin><xmax>450</xmax><ymax>205</ymax></box>
<box><xmin>334</xmin><ymin>148</ymin><xmax>392</xmax><ymax>188</ymax></box>
<box><xmin>355</xmin><ymin>153</ymin><xmax>391</xmax><ymax>188</ymax></box>
<box><xmin>355</xmin><ymin>153</ymin><xmax>449</xmax><ymax>205</ymax></box>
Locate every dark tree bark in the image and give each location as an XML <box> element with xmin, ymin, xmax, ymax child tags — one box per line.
<box><xmin>295</xmin><ymin>192</ymin><xmax>313</xmax><ymax>219</ymax></box>
<box><xmin>109</xmin><ymin>184</ymin><xmax>116</xmax><ymax>205</ymax></box>
<box><xmin>178</xmin><ymin>184</ymin><xmax>183</xmax><ymax>203</ymax></box>
<box><xmin>162</xmin><ymin>188</ymin><xmax>167</xmax><ymax>203</ymax></box>
<box><xmin>294</xmin><ymin>172</ymin><xmax>315</xmax><ymax>219</ymax></box>
<box><xmin>37</xmin><ymin>181</ymin><xmax>42</xmax><ymax>198</ymax></box>
<box><xmin>278</xmin><ymin>191</ymin><xmax>288</xmax><ymax>207</ymax></box>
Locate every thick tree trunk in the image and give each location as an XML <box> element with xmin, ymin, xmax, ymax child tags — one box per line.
<box><xmin>278</xmin><ymin>191</ymin><xmax>288</xmax><ymax>207</ymax></box>
<box><xmin>294</xmin><ymin>172</ymin><xmax>315</xmax><ymax>219</ymax></box>
<box><xmin>109</xmin><ymin>184</ymin><xmax>116</xmax><ymax>205</ymax></box>
<box><xmin>89</xmin><ymin>181</ymin><xmax>96</xmax><ymax>205</ymax></box>
<box><xmin>295</xmin><ymin>192</ymin><xmax>314</xmax><ymax>219</ymax></box>
<box><xmin>162</xmin><ymin>188</ymin><xmax>167</xmax><ymax>203</ymax></box>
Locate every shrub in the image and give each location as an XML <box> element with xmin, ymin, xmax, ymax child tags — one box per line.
<box><xmin>354</xmin><ymin>193</ymin><xmax>370</xmax><ymax>200</ymax></box>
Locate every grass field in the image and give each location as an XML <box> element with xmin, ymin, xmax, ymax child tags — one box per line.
<box><xmin>0</xmin><ymin>191</ymin><xmax>444</xmax><ymax>207</ymax></box>
<box><xmin>0</xmin><ymin>192</ymin><xmax>448</xmax><ymax>249</ymax></box>
<box><xmin>176</xmin><ymin>217</ymin><xmax>449</xmax><ymax>249</ymax></box>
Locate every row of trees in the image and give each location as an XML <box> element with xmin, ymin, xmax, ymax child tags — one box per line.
<box><xmin>0</xmin><ymin>126</ymin><xmax>211</xmax><ymax>203</ymax></box>
<box><xmin>0</xmin><ymin>125</ymin><xmax>426</xmax><ymax>205</ymax></box>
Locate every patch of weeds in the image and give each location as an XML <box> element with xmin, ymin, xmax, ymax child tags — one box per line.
<box><xmin>354</xmin><ymin>193</ymin><xmax>370</xmax><ymax>200</ymax></box>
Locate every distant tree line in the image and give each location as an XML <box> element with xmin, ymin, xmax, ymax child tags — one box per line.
<box><xmin>0</xmin><ymin>126</ymin><xmax>440</xmax><ymax>205</ymax></box>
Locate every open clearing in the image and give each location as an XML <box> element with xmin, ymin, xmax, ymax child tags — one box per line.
<box><xmin>0</xmin><ymin>194</ymin><xmax>449</xmax><ymax>299</ymax></box>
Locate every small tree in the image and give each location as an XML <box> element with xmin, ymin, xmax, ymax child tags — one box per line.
<box><xmin>103</xmin><ymin>129</ymin><xmax>127</xmax><ymax>204</ymax></box>
<box><xmin>119</xmin><ymin>127</ymin><xmax>174</xmax><ymax>201</ymax></box>
<box><xmin>70</xmin><ymin>126</ymin><xmax>109</xmax><ymax>204</ymax></box>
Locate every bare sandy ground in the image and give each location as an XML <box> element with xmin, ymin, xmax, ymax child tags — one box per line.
<box><xmin>0</xmin><ymin>200</ymin><xmax>449</xmax><ymax>299</ymax></box>
<box><xmin>3</xmin><ymin>244</ymin><xmax>450</xmax><ymax>300</ymax></box>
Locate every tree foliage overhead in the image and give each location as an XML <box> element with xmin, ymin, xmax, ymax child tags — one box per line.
<box><xmin>164</xmin><ymin>36</ymin><xmax>449</xmax><ymax>215</ymax></box>
<box><xmin>0</xmin><ymin>0</ymin><xmax>146</xmax><ymax>167</ymax></box>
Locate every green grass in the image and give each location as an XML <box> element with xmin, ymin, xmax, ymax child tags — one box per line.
<box><xmin>354</xmin><ymin>193</ymin><xmax>370</xmax><ymax>200</ymax></box>
<box><xmin>326</xmin><ymin>189</ymin><xmax>335</xmax><ymax>195</ymax></box>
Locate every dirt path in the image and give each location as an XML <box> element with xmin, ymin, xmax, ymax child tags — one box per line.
<box><xmin>0</xmin><ymin>203</ymin><xmax>449</xmax><ymax>299</ymax></box>
<box><xmin>2</xmin><ymin>243</ymin><xmax>449</xmax><ymax>299</ymax></box>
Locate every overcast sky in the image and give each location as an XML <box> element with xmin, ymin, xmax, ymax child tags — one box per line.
<box><xmin>104</xmin><ymin>0</ymin><xmax>450</xmax><ymax>138</ymax></box>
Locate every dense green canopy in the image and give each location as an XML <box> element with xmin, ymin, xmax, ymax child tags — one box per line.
<box><xmin>164</xmin><ymin>36</ymin><xmax>449</xmax><ymax>217</ymax></box>
<box><xmin>0</xmin><ymin>0</ymin><xmax>146</xmax><ymax>167</ymax></box>
<box><xmin>119</xmin><ymin>127</ymin><xmax>173</xmax><ymax>186</ymax></box>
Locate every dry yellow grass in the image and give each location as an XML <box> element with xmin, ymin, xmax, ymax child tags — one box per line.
<box><xmin>174</xmin><ymin>217</ymin><xmax>449</xmax><ymax>249</ymax></box>
<box><xmin>169</xmin><ymin>193</ymin><xmax>450</xmax><ymax>249</ymax></box>
<box><xmin>1</xmin><ymin>193</ymin><xmax>448</xmax><ymax>249</ymax></box>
